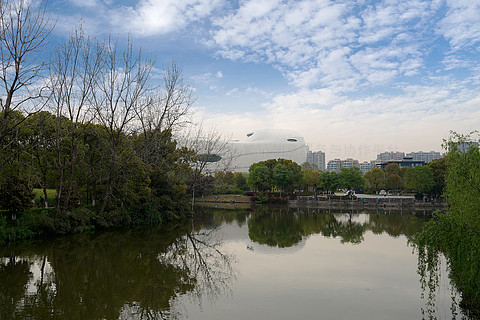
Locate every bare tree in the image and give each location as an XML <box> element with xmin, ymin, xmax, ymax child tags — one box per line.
<box><xmin>180</xmin><ymin>122</ymin><xmax>232</xmax><ymax>206</ymax></box>
<box><xmin>91</xmin><ymin>37</ymin><xmax>154</xmax><ymax>214</ymax></box>
<box><xmin>47</xmin><ymin>27</ymin><xmax>103</xmax><ymax>214</ymax></box>
<box><xmin>135</xmin><ymin>61</ymin><xmax>194</xmax><ymax>168</ymax></box>
<box><xmin>0</xmin><ymin>0</ymin><xmax>52</xmax><ymax>165</ymax></box>
<box><xmin>137</xmin><ymin>61</ymin><xmax>194</xmax><ymax>136</ymax></box>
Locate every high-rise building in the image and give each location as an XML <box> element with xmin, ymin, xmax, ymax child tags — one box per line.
<box><xmin>370</xmin><ymin>160</ymin><xmax>383</xmax><ymax>168</ymax></box>
<box><xmin>341</xmin><ymin>158</ymin><xmax>359</xmax><ymax>168</ymax></box>
<box><xmin>327</xmin><ymin>158</ymin><xmax>360</xmax><ymax>172</ymax></box>
<box><xmin>406</xmin><ymin>151</ymin><xmax>442</xmax><ymax>163</ymax></box>
<box><xmin>377</xmin><ymin>151</ymin><xmax>405</xmax><ymax>161</ymax></box>
<box><xmin>306</xmin><ymin>150</ymin><xmax>326</xmax><ymax>171</ymax></box>
<box><xmin>359</xmin><ymin>161</ymin><xmax>373</xmax><ymax>174</ymax></box>
<box><xmin>327</xmin><ymin>159</ymin><xmax>341</xmax><ymax>172</ymax></box>
<box><xmin>449</xmin><ymin>142</ymin><xmax>479</xmax><ymax>154</ymax></box>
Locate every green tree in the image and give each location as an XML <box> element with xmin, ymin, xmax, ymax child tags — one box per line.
<box><xmin>320</xmin><ymin>171</ymin><xmax>340</xmax><ymax>194</ymax></box>
<box><xmin>338</xmin><ymin>167</ymin><xmax>364</xmax><ymax>190</ymax></box>
<box><xmin>81</xmin><ymin>123</ymin><xmax>109</xmax><ymax>206</ymax></box>
<box><xmin>22</xmin><ymin>111</ymin><xmax>57</xmax><ymax>208</ymax></box>
<box><xmin>386</xmin><ymin>173</ymin><xmax>402</xmax><ymax>191</ymax></box>
<box><xmin>301</xmin><ymin>162</ymin><xmax>318</xmax><ymax>170</ymax></box>
<box><xmin>364</xmin><ymin>168</ymin><xmax>385</xmax><ymax>193</ymax></box>
<box><xmin>0</xmin><ymin>176</ymin><xmax>34</xmax><ymax>218</ymax></box>
<box><xmin>273</xmin><ymin>164</ymin><xmax>294</xmax><ymax>192</ymax></box>
<box><xmin>443</xmin><ymin>132</ymin><xmax>480</xmax><ymax>220</ymax></box>
<box><xmin>234</xmin><ymin>172</ymin><xmax>248</xmax><ymax>191</ymax></box>
<box><xmin>302</xmin><ymin>168</ymin><xmax>322</xmax><ymax>192</ymax></box>
<box><xmin>400</xmin><ymin>167</ymin><xmax>409</xmax><ymax>178</ymax></box>
<box><xmin>385</xmin><ymin>163</ymin><xmax>401</xmax><ymax>177</ymax></box>
<box><xmin>0</xmin><ymin>0</ymin><xmax>52</xmax><ymax>166</ymax></box>
<box><xmin>91</xmin><ymin>39</ymin><xmax>154</xmax><ymax>215</ymax></box>
<box><xmin>248</xmin><ymin>163</ymin><xmax>271</xmax><ymax>192</ymax></box>
<box><xmin>48</xmin><ymin>28</ymin><xmax>103</xmax><ymax>214</ymax></box>
<box><xmin>415</xmin><ymin>132</ymin><xmax>480</xmax><ymax>308</ymax></box>
<box><xmin>277</xmin><ymin>159</ymin><xmax>302</xmax><ymax>186</ymax></box>
<box><xmin>428</xmin><ymin>158</ymin><xmax>446</xmax><ymax>197</ymax></box>
<box><xmin>404</xmin><ymin>166</ymin><xmax>435</xmax><ymax>194</ymax></box>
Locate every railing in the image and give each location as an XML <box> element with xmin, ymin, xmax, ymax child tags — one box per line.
<box><xmin>291</xmin><ymin>195</ymin><xmax>444</xmax><ymax>207</ymax></box>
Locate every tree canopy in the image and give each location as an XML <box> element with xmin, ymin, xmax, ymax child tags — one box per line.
<box><xmin>0</xmin><ymin>8</ymin><xmax>203</xmax><ymax>228</ymax></box>
<box><xmin>404</xmin><ymin>166</ymin><xmax>435</xmax><ymax>194</ymax></box>
<box><xmin>248</xmin><ymin>159</ymin><xmax>301</xmax><ymax>192</ymax></box>
<box><xmin>364</xmin><ymin>168</ymin><xmax>385</xmax><ymax>193</ymax></box>
<box><xmin>338</xmin><ymin>167</ymin><xmax>364</xmax><ymax>190</ymax></box>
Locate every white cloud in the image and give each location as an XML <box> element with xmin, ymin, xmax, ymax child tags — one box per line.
<box><xmin>199</xmin><ymin>80</ymin><xmax>480</xmax><ymax>161</ymax></box>
<box><xmin>68</xmin><ymin>0</ymin><xmax>99</xmax><ymax>8</ymax></box>
<box><xmin>210</xmin><ymin>0</ymin><xmax>473</xmax><ymax>92</ymax></box>
<box><xmin>437</xmin><ymin>0</ymin><xmax>480</xmax><ymax>50</ymax></box>
<box><xmin>191</xmin><ymin>70</ymin><xmax>225</xmax><ymax>91</ymax></box>
<box><xmin>111</xmin><ymin>0</ymin><xmax>224</xmax><ymax>36</ymax></box>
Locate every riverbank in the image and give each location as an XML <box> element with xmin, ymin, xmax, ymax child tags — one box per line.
<box><xmin>0</xmin><ymin>198</ymin><xmax>191</xmax><ymax>244</ymax></box>
<box><xmin>290</xmin><ymin>195</ymin><xmax>444</xmax><ymax>210</ymax></box>
<box><xmin>194</xmin><ymin>193</ymin><xmax>444</xmax><ymax>210</ymax></box>
<box><xmin>194</xmin><ymin>195</ymin><xmax>252</xmax><ymax>209</ymax></box>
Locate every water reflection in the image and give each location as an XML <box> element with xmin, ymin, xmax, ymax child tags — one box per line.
<box><xmin>238</xmin><ymin>207</ymin><xmax>430</xmax><ymax>248</ymax></box>
<box><xmin>0</xmin><ymin>207</ymin><xmax>471</xmax><ymax>320</ymax></box>
<box><xmin>0</xmin><ymin>222</ymin><xmax>236</xmax><ymax>320</ymax></box>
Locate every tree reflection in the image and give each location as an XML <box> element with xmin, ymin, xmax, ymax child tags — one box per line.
<box><xmin>0</xmin><ymin>256</ymin><xmax>33</xmax><ymax>320</ymax></box>
<box><xmin>164</xmin><ymin>228</ymin><xmax>236</xmax><ymax>304</ymax></box>
<box><xmin>247</xmin><ymin>209</ymin><xmax>303</xmax><ymax>247</ymax></box>
<box><xmin>0</xmin><ymin>220</ymin><xmax>236</xmax><ymax>320</ymax></box>
<box><xmin>242</xmin><ymin>207</ymin><xmax>430</xmax><ymax>248</ymax></box>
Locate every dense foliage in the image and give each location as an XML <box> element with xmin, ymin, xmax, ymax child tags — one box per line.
<box><xmin>214</xmin><ymin>171</ymin><xmax>248</xmax><ymax>194</ymax></box>
<box><xmin>363</xmin><ymin>160</ymin><xmax>445</xmax><ymax>197</ymax></box>
<box><xmin>415</xmin><ymin>132</ymin><xmax>480</xmax><ymax>316</ymax></box>
<box><xmin>0</xmin><ymin>1</ymin><xmax>202</xmax><ymax>243</ymax></box>
<box><xmin>248</xmin><ymin>159</ymin><xmax>301</xmax><ymax>192</ymax></box>
<box><xmin>0</xmin><ymin>111</ymin><xmax>195</xmax><ymax>243</ymax></box>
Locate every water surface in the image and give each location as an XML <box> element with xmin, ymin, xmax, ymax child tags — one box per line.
<box><xmin>0</xmin><ymin>207</ymin><xmax>470</xmax><ymax>319</ymax></box>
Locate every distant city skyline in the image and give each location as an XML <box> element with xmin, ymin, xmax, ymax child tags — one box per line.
<box><xmin>324</xmin><ymin>150</ymin><xmax>442</xmax><ymax>173</ymax></box>
<box><xmin>307</xmin><ymin>145</ymin><xmax>443</xmax><ymax>162</ymax></box>
<box><xmin>42</xmin><ymin>1</ymin><xmax>480</xmax><ymax>156</ymax></box>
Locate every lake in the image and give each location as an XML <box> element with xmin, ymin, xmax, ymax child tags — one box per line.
<box><xmin>0</xmin><ymin>206</ymin><xmax>472</xmax><ymax>319</ymax></box>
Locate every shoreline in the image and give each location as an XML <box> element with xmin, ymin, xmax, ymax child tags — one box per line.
<box><xmin>194</xmin><ymin>193</ymin><xmax>444</xmax><ymax>211</ymax></box>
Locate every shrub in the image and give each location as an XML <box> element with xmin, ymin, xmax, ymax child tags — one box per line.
<box><xmin>0</xmin><ymin>176</ymin><xmax>35</xmax><ymax>216</ymax></box>
<box><xmin>130</xmin><ymin>199</ymin><xmax>163</xmax><ymax>226</ymax></box>
<box><xmin>94</xmin><ymin>207</ymin><xmax>131</xmax><ymax>229</ymax></box>
<box><xmin>68</xmin><ymin>207</ymin><xmax>94</xmax><ymax>233</ymax></box>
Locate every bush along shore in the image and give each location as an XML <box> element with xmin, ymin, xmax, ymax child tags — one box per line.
<box><xmin>0</xmin><ymin>199</ymin><xmax>191</xmax><ymax>245</ymax></box>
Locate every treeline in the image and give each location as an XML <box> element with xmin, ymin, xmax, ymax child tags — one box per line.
<box><xmin>415</xmin><ymin>132</ymin><xmax>480</xmax><ymax>316</ymax></box>
<box><xmin>225</xmin><ymin>158</ymin><xmax>446</xmax><ymax>197</ymax></box>
<box><xmin>0</xmin><ymin>1</ymin><xmax>204</xmax><ymax>242</ymax></box>
<box><xmin>246</xmin><ymin>158</ymin><xmax>364</xmax><ymax>194</ymax></box>
<box><xmin>364</xmin><ymin>160</ymin><xmax>445</xmax><ymax>197</ymax></box>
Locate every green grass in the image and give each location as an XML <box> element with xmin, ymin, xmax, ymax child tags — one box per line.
<box><xmin>33</xmin><ymin>188</ymin><xmax>57</xmax><ymax>200</ymax></box>
<box><xmin>33</xmin><ymin>188</ymin><xmax>57</xmax><ymax>206</ymax></box>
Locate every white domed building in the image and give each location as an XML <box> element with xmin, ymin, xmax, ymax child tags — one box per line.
<box><xmin>223</xmin><ymin>129</ymin><xmax>307</xmax><ymax>172</ymax></box>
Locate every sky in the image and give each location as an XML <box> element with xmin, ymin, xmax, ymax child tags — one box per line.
<box><xmin>47</xmin><ymin>0</ymin><xmax>480</xmax><ymax>161</ymax></box>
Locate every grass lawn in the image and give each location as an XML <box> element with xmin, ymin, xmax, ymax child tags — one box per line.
<box><xmin>33</xmin><ymin>188</ymin><xmax>57</xmax><ymax>202</ymax></box>
<box><xmin>196</xmin><ymin>194</ymin><xmax>251</xmax><ymax>203</ymax></box>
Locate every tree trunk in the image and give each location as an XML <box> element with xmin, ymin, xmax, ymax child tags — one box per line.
<box><xmin>42</xmin><ymin>187</ymin><xmax>48</xmax><ymax>209</ymax></box>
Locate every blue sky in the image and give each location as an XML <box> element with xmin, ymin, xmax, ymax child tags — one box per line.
<box><xmin>47</xmin><ymin>0</ymin><xmax>480</xmax><ymax>161</ymax></box>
